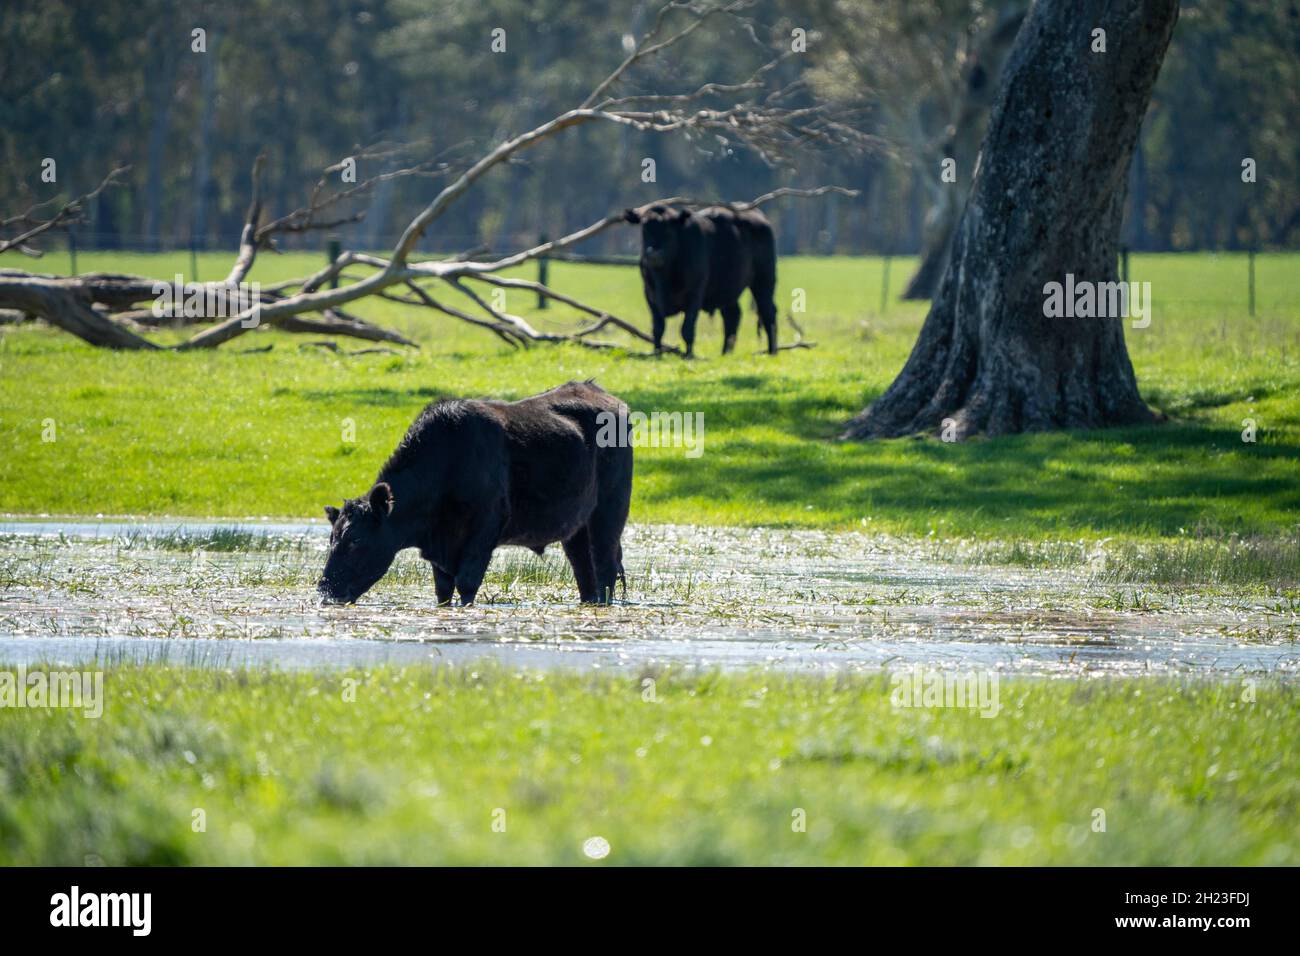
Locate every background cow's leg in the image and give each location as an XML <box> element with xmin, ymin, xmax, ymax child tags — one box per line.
<box><xmin>721</xmin><ymin>301</ymin><xmax>742</xmax><ymax>354</ymax></box>
<box><xmin>650</xmin><ymin>305</ymin><xmax>667</xmax><ymax>354</ymax></box>
<box><xmin>431</xmin><ymin>564</ymin><xmax>454</xmax><ymax>606</ymax></box>
<box><xmin>561</xmin><ymin>527</ymin><xmax>598</xmax><ymax>603</ymax></box>
<box><xmin>681</xmin><ymin>294</ymin><xmax>704</xmax><ymax>358</ymax></box>
<box><xmin>753</xmin><ymin>279</ymin><xmax>778</xmax><ymax>354</ymax></box>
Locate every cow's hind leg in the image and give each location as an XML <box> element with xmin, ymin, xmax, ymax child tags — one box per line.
<box><xmin>720</xmin><ymin>301</ymin><xmax>742</xmax><ymax>354</ymax></box>
<box><xmin>562</xmin><ymin>526</ymin><xmax>598</xmax><ymax>603</ymax></box>
<box><xmin>588</xmin><ymin>521</ymin><xmax>622</xmax><ymax>604</ymax></box>
<box><xmin>587</xmin><ymin>459</ymin><xmax>632</xmax><ymax>605</ymax></box>
<box><xmin>752</xmin><ymin>277</ymin><xmax>778</xmax><ymax>354</ymax></box>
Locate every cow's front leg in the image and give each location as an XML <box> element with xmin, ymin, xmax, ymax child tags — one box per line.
<box><xmin>453</xmin><ymin>519</ymin><xmax>501</xmax><ymax>606</ymax></box>
<box><xmin>431</xmin><ymin>564</ymin><xmax>454</xmax><ymax>606</ymax></box>
<box><xmin>650</xmin><ymin>305</ymin><xmax>667</xmax><ymax>355</ymax></box>
<box><xmin>454</xmin><ymin>551</ymin><xmax>493</xmax><ymax>606</ymax></box>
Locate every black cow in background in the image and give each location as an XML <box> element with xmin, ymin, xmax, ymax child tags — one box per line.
<box><xmin>623</xmin><ymin>204</ymin><xmax>779</xmax><ymax>357</ymax></box>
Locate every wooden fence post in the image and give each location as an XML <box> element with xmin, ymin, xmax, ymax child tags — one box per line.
<box><xmin>880</xmin><ymin>251</ymin><xmax>890</xmax><ymax>313</ymax></box>
<box><xmin>537</xmin><ymin>233</ymin><xmax>549</xmax><ymax>309</ymax></box>
<box><xmin>1248</xmin><ymin>247</ymin><xmax>1256</xmax><ymax>317</ymax></box>
<box><xmin>327</xmin><ymin>238</ymin><xmax>341</xmax><ymax>289</ymax></box>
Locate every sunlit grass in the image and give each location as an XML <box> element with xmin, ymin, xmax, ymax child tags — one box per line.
<box><xmin>1</xmin><ymin>252</ymin><xmax>1298</xmax><ymax>543</ymax></box>
<box><xmin>0</xmin><ymin>663</ymin><xmax>1294</xmax><ymax>865</ymax></box>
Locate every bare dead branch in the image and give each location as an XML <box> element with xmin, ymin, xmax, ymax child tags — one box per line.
<box><xmin>0</xmin><ymin>167</ymin><xmax>129</xmax><ymax>256</ymax></box>
<box><xmin>225</xmin><ymin>153</ymin><xmax>267</xmax><ymax>286</ymax></box>
<box><xmin>254</xmin><ymin>141</ymin><xmax>464</xmax><ymax>246</ymax></box>
<box><xmin>397</xmin><ymin>283</ymin><xmax>528</xmax><ymax>349</ymax></box>
<box><xmin>582</xmin><ymin>1</ymin><xmax>753</xmax><ymax>109</ymax></box>
<box><xmin>467</xmin><ymin>272</ymin><xmax>682</xmax><ymax>354</ymax></box>
<box><xmin>596</xmin><ymin>50</ymin><xmax>793</xmax><ymax>110</ymax></box>
<box><xmin>0</xmin><ymin>1</ymin><xmax>863</xmax><ymax>356</ymax></box>
<box><xmin>278</xmin><ymin>309</ymin><xmax>418</xmax><ymax>347</ymax></box>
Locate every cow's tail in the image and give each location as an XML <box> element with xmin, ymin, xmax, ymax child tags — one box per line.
<box><xmin>617</xmin><ymin>543</ymin><xmax>627</xmax><ymax>600</ymax></box>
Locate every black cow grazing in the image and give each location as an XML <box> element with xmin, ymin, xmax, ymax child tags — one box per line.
<box><xmin>623</xmin><ymin>204</ymin><xmax>779</xmax><ymax>357</ymax></box>
<box><xmin>318</xmin><ymin>381</ymin><xmax>632</xmax><ymax>607</ymax></box>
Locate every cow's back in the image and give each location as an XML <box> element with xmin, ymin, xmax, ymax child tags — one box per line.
<box><xmin>491</xmin><ymin>382</ymin><xmax>622</xmax><ymax>547</ymax></box>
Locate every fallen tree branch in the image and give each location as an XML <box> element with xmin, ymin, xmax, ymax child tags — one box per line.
<box><xmin>0</xmin><ymin>2</ymin><xmax>867</xmax><ymax>355</ymax></box>
<box><xmin>278</xmin><ymin>309</ymin><xmax>417</xmax><ymax>347</ymax></box>
<box><xmin>467</xmin><ymin>272</ymin><xmax>681</xmax><ymax>354</ymax></box>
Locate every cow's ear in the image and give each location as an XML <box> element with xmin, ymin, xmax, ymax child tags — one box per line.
<box><xmin>368</xmin><ymin>482</ymin><xmax>394</xmax><ymax>517</ymax></box>
<box><xmin>622</xmin><ymin>208</ymin><xmax>641</xmax><ymax>224</ymax></box>
<box><xmin>324</xmin><ymin>505</ymin><xmax>340</xmax><ymax>524</ymax></box>
<box><xmin>673</xmin><ymin>207</ymin><xmax>692</xmax><ymax>224</ymax></box>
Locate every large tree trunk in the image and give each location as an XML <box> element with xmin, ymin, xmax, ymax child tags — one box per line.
<box><xmin>900</xmin><ymin>4</ymin><xmax>1027</xmax><ymax>301</ymax></box>
<box><xmin>845</xmin><ymin>0</ymin><xmax>1177</xmax><ymax>440</ymax></box>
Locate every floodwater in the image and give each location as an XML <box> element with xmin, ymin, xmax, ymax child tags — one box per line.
<box><xmin>0</xmin><ymin>518</ymin><xmax>1295</xmax><ymax>678</ymax></box>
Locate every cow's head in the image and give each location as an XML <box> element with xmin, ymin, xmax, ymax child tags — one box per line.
<box><xmin>317</xmin><ymin>482</ymin><xmax>401</xmax><ymax>604</ymax></box>
<box><xmin>624</xmin><ymin>204</ymin><xmax>690</xmax><ymax>270</ymax></box>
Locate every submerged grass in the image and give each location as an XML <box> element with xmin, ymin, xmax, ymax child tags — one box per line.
<box><xmin>114</xmin><ymin>527</ymin><xmax>312</xmax><ymax>553</ymax></box>
<box><xmin>0</xmin><ymin>663</ymin><xmax>1294</xmax><ymax>865</ymax></box>
<box><xmin>932</xmin><ymin>526</ymin><xmax>1300</xmax><ymax>589</ymax></box>
<box><xmin>1</xmin><ymin>522</ymin><xmax>1296</xmax><ymax>595</ymax></box>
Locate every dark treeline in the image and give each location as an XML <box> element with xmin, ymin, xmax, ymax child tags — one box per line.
<box><xmin>2</xmin><ymin>0</ymin><xmax>1296</xmax><ymax>257</ymax></box>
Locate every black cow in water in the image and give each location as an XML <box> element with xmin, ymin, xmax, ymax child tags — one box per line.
<box><xmin>318</xmin><ymin>381</ymin><xmax>632</xmax><ymax>607</ymax></box>
<box><xmin>623</xmin><ymin>204</ymin><xmax>779</xmax><ymax>357</ymax></box>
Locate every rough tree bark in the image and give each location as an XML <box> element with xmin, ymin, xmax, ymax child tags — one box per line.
<box><xmin>844</xmin><ymin>0</ymin><xmax>1178</xmax><ymax>440</ymax></box>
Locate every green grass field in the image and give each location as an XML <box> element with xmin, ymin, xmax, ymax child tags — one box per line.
<box><xmin>1</xmin><ymin>664</ymin><xmax>1294</xmax><ymax>865</ymax></box>
<box><xmin>2</xmin><ymin>251</ymin><xmax>1298</xmax><ymax>542</ymax></box>
<box><xmin>2</xmin><ymin>251</ymin><xmax>1297</xmax><ymax>867</ymax></box>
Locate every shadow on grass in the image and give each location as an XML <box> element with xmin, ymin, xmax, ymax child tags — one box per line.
<box><xmin>293</xmin><ymin>376</ymin><xmax>1297</xmax><ymax>538</ymax></box>
<box><xmin>622</xmin><ymin>380</ymin><xmax>868</xmax><ymax>441</ymax></box>
<box><xmin>299</xmin><ymin>386</ymin><xmax>447</xmax><ymax>407</ymax></box>
<box><xmin>637</xmin><ymin>420</ymin><xmax>1300</xmax><ymax>536</ymax></box>
<box><xmin>1143</xmin><ymin>382</ymin><xmax>1283</xmax><ymax>413</ymax></box>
